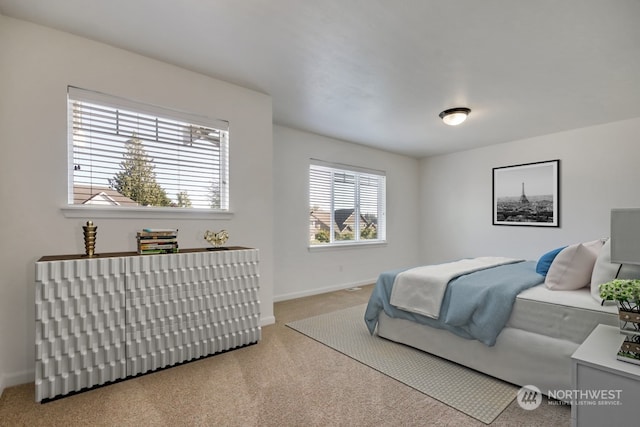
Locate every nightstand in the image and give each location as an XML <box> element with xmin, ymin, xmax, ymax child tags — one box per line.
<box><xmin>571</xmin><ymin>324</ymin><xmax>640</xmax><ymax>427</ymax></box>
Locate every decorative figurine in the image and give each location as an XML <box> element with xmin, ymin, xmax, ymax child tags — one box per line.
<box><xmin>204</xmin><ymin>229</ymin><xmax>229</xmax><ymax>249</ymax></box>
<box><xmin>83</xmin><ymin>220</ymin><xmax>97</xmax><ymax>257</ymax></box>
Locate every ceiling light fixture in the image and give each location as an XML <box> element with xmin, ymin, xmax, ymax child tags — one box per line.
<box><xmin>439</xmin><ymin>107</ymin><xmax>471</xmax><ymax>126</ymax></box>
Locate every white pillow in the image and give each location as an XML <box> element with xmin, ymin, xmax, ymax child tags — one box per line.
<box><xmin>545</xmin><ymin>239</ymin><xmax>604</xmax><ymax>290</ymax></box>
<box><xmin>591</xmin><ymin>238</ymin><xmax>640</xmax><ymax>303</ymax></box>
<box><xmin>590</xmin><ymin>238</ymin><xmax>619</xmax><ymax>303</ymax></box>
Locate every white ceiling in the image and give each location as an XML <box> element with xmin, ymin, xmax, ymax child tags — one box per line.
<box><xmin>2</xmin><ymin>0</ymin><xmax>639</xmax><ymax>158</ymax></box>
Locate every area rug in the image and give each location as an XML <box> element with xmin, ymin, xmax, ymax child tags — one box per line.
<box><xmin>286</xmin><ymin>304</ymin><xmax>517</xmax><ymax>424</ymax></box>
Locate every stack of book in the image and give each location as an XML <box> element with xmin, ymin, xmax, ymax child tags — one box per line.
<box><xmin>137</xmin><ymin>229</ymin><xmax>179</xmax><ymax>255</ymax></box>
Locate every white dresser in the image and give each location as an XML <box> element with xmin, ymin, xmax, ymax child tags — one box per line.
<box><xmin>35</xmin><ymin>247</ymin><xmax>260</xmax><ymax>402</ymax></box>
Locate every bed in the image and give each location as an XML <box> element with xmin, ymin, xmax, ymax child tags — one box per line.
<box><xmin>364</xmin><ymin>244</ymin><xmax>624</xmax><ymax>396</ymax></box>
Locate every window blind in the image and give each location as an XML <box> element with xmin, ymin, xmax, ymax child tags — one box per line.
<box><xmin>68</xmin><ymin>87</ymin><xmax>229</xmax><ymax>210</ymax></box>
<box><xmin>309</xmin><ymin>160</ymin><xmax>386</xmax><ymax>245</ymax></box>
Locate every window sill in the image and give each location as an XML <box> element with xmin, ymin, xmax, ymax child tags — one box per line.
<box><xmin>61</xmin><ymin>205</ymin><xmax>234</xmax><ymax>220</ymax></box>
<box><xmin>308</xmin><ymin>241</ymin><xmax>387</xmax><ymax>251</ymax></box>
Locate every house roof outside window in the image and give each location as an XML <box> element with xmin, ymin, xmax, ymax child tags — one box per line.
<box><xmin>74</xmin><ymin>185</ymin><xmax>139</xmax><ymax>206</ymax></box>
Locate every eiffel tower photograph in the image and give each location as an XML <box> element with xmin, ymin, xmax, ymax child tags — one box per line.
<box><xmin>492</xmin><ymin>160</ymin><xmax>559</xmax><ymax>227</ymax></box>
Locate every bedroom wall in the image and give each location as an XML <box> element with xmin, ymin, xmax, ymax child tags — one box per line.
<box><xmin>419</xmin><ymin>117</ymin><xmax>640</xmax><ymax>264</ymax></box>
<box><xmin>0</xmin><ymin>16</ymin><xmax>274</xmax><ymax>392</ymax></box>
<box><xmin>273</xmin><ymin>125</ymin><xmax>421</xmax><ymax>300</ymax></box>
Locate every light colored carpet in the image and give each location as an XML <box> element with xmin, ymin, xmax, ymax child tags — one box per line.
<box><xmin>287</xmin><ymin>304</ymin><xmax>517</xmax><ymax>424</ymax></box>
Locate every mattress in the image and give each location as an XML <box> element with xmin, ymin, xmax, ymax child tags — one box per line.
<box><xmin>508</xmin><ymin>284</ymin><xmax>618</xmax><ymax>343</ymax></box>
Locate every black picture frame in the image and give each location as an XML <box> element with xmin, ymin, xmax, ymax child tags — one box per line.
<box><xmin>492</xmin><ymin>160</ymin><xmax>560</xmax><ymax>227</ymax></box>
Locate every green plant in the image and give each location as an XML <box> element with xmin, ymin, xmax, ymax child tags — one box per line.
<box><xmin>336</xmin><ymin>231</ymin><xmax>354</xmax><ymax>241</ymax></box>
<box><xmin>314</xmin><ymin>230</ymin><xmax>330</xmax><ymax>243</ymax></box>
<box><xmin>599</xmin><ymin>279</ymin><xmax>640</xmax><ymax>311</ymax></box>
<box><xmin>360</xmin><ymin>226</ymin><xmax>377</xmax><ymax>240</ymax></box>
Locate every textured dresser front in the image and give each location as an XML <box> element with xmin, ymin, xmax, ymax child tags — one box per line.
<box><xmin>35</xmin><ymin>257</ymin><xmax>127</xmax><ymax>402</ymax></box>
<box><xmin>125</xmin><ymin>249</ymin><xmax>261</xmax><ymax>376</ymax></box>
<box><xmin>35</xmin><ymin>248</ymin><xmax>260</xmax><ymax>402</ymax></box>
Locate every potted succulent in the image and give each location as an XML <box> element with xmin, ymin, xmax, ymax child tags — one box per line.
<box><xmin>599</xmin><ymin>279</ymin><xmax>640</xmax><ymax>304</ymax></box>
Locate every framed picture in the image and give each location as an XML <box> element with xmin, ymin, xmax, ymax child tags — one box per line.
<box><xmin>492</xmin><ymin>160</ymin><xmax>560</xmax><ymax>227</ymax></box>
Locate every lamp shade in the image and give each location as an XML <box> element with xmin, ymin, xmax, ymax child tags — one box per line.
<box><xmin>439</xmin><ymin>107</ymin><xmax>471</xmax><ymax>126</ymax></box>
<box><xmin>611</xmin><ymin>208</ymin><xmax>640</xmax><ymax>265</ymax></box>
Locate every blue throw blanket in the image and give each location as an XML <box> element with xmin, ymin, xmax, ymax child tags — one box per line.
<box><xmin>364</xmin><ymin>260</ymin><xmax>544</xmax><ymax>346</ymax></box>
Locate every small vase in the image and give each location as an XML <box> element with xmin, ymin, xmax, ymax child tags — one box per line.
<box><xmin>82</xmin><ymin>220</ymin><xmax>97</xmax><ymax>257</ymax></box>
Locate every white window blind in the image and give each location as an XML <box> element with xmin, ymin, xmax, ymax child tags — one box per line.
<box><xmin>309</xmin><ymin>160</ymin><xmax>386</xmax><ymax>246</ymax></box>
<box><xmin>68</xmin><ymin>87</ymin><xmax>229</xmax><ymax>210</ymax></box>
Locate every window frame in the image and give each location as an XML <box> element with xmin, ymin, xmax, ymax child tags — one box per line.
<box><xmin>63</xmin><ymin>87</ymin><xmax>232</xmax><ymax>220</ymax></box>
<box><xmin>308</xmin><ymin>159</ymin><xmax>386</xmax><ymax>249</ymax></box>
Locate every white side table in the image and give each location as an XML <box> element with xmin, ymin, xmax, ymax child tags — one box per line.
<box><xmin>571</xmin><ymin>324</ymin><xmax>640</xmax><ymax>427</ymax></box>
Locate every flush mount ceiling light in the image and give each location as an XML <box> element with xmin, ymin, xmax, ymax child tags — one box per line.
<box><xmin>439</xmin><ymin>107</ymin><xmax>471</xmax><ymax>126</ymax></box>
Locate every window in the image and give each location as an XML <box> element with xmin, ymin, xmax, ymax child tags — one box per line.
<box><xmin>68</xmin><ymin>87</ymin><xmax>229</xmax><ymax>211</ymax></box>
<box><xmin>309</xmin><ymin>160</ymin><xmax>386</xmax><ymax>246</ymax></box>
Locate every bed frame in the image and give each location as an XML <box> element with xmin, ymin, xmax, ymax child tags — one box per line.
<box><xmin>376</xmin><ymin>301</ymin><xmax>617</xmax><ymax>396</ymax></box>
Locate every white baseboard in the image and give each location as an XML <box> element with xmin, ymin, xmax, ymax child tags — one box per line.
<box><xmin>0</xmin><ymin>369</ymin><xmax>33</xmax><ymax>397</ymax></box>
<box><xmin>260</xmin><ymin>315</ymin><xmax>276</xmax><ymax>326</ymax></box>
<box><xmin>273</xmin><ymin>278</ymin><xmax>375</xmax><ymax>302</ymax></box>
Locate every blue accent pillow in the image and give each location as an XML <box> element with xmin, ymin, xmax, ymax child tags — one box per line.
<box><xmin>536</xmin><ymin>246</ymin><xmax>568</xmax><ymax>276</ymax></box>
